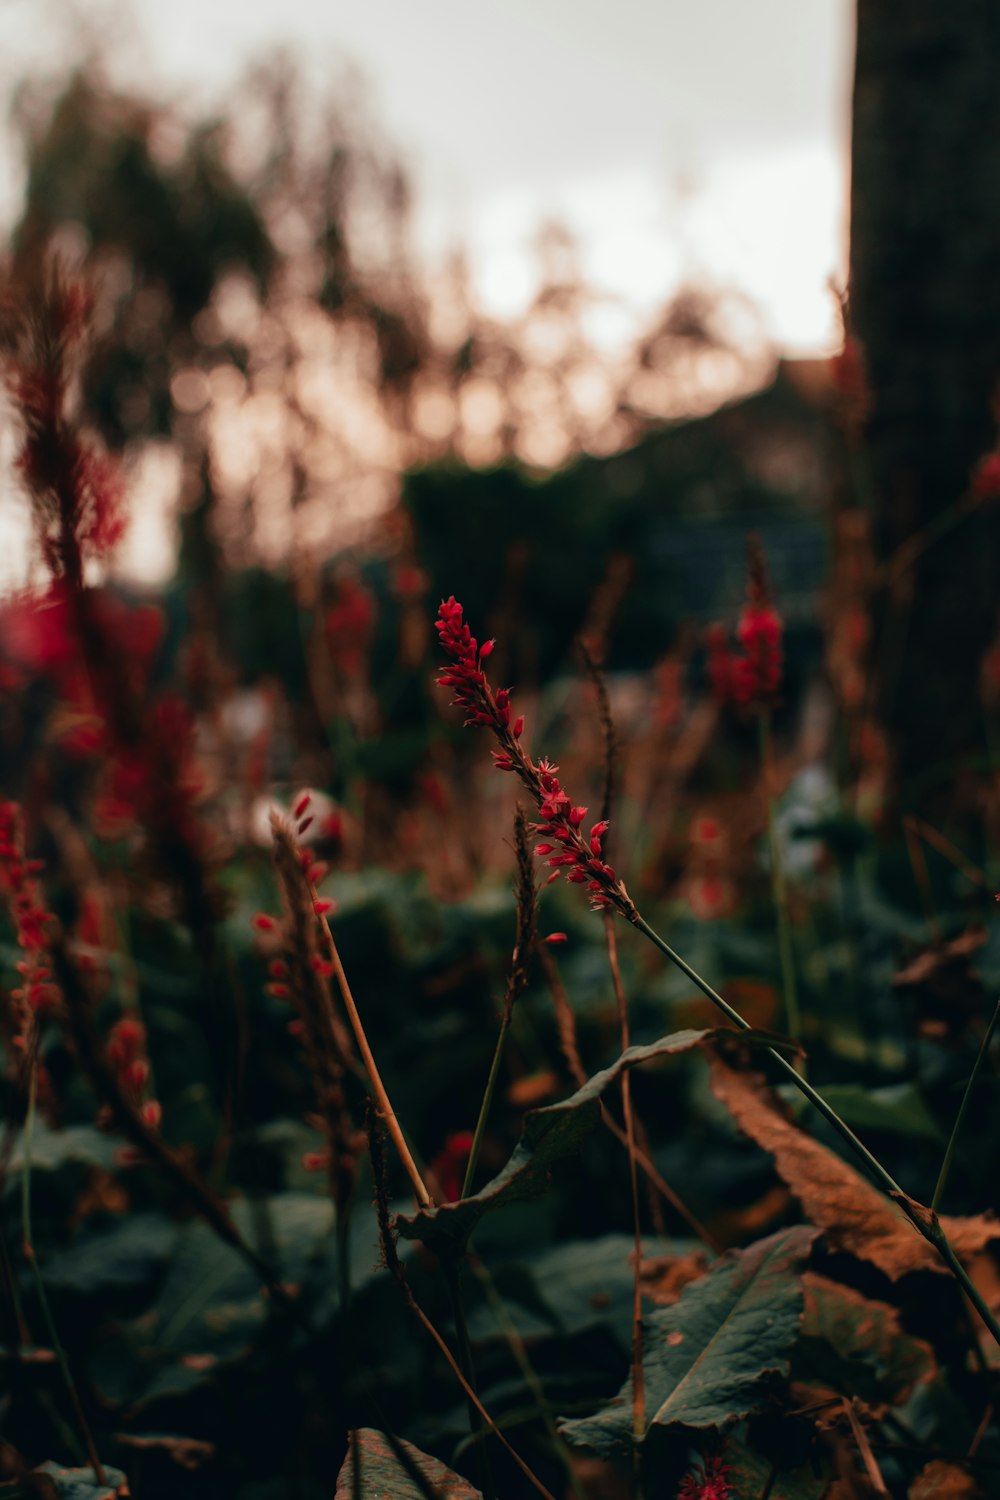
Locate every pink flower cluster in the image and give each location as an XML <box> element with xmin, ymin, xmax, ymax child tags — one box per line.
<box><xmin>435</xmin><ymin>597</ymin><xmax>634</xmax><ymax>918</ymax></box>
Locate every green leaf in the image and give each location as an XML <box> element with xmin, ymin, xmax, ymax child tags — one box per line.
<box><xmin>397</xmin><ymin>1031</ymin><xmax>707</xmax><ymax>1257</ymax></box>
<box><xmin>335</xmin><ymin>1429</ymin><xmax>482</xmax><ymax>1499</ymax></box>
<box><xmin>6</xmin><ymin>1125</ymin><xmax>122</xmax><ymax>1178</ymax></box>
<box><xmin>787</xmin><ymin>1082</ymin><xmax>944</xmax><ymax>1144</ymax></box>
<box><xmin>561</xmin><ymin>1225</ymin><xmax>816</xmax><ymax>1455</ymax></box>
<box><xmin>41</xmin><ymin>1214</ymin><xmax>176</xmax><ymax>1298</ymax></box>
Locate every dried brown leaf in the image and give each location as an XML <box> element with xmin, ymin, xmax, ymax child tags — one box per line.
<box><xmin>640</xmin><ymin>1249</ymin><xmax>710</xmax><ymax>1305</ymax></box>
<box><xmin>908</xmin><ymin>1459</ymin><xmax>982</xmax><ymax>1498</ymax></box>
<box><xmin>708</xmin><ymin>1054</ymin><xmax>999</xmax><ymax>1280</ymax></box>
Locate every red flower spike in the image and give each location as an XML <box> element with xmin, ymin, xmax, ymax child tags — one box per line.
<box><xmin>313</xmin><ymin>898</ymin><xmax>334</xmax><ymax>917</ymax></box>
<box><xmin>252</xmin><ymin>913</ymin><xmax>276</xmax><ymax>932</ymax></box>
<box><xmin>293</xmin><ymin>793</ymin><xmax>312</xmax><ymax>819</ymax></box>
<box><xmin>434</xmin><ymin>599</ymin><xmax>635</xmax><ymax>919</ymax></box>
<box><xmin>0</xmin><ymin>802</ymin><xmax>63</xmax><ymax>1051</ymax></box>
<box><xmin>544</xmin><ymin>932</ymin><xmax>568</xmax><ymax>945</ymax></box>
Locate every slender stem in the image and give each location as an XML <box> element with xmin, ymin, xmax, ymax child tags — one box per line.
<box><xmin>403</xmin><ymin>1279</ymin><xmax>557</xmax><ymax>1500</ymax></box>
<box><xmin>539</xmin><ymin>943</ymin><xmax>719</xmax><ymax>1248</ymax></box>
<box><xmin>468</xmin><ymin>1254</ymin><xmax>588</xmax><ymax>1500</ymax></box>
<box><xmin>21</xmin><ymin>1064</ymin><xmax>107</xmax><ymax>1483</ymax></box>
<box><xmin>631</xmin><ymin>911</ymin><xmax>1000</xmax><ymax>1351</ymax></box>
<box><xmin>319</xmin><ymin>912</ymin><xmax>432</xmax><ymax>1208</ymax></box>
<box><xmin>605</xmin><ymin>914</ymin><xmax>645</xmax><ymax>1448</ymax></box>
<box><xmin>758</xmin><ymin>713</ymin><xmax>801</xmax><ymax>1060</ymax></box>
<box><xmin>462</xmin><ymin>1014</ymin><xmax>512</xmax><ymax>1199</ymax></box>
<box><xmin>932</xmin><ymin>996</ymin><xmax>1000</xmax><ymax>1214</ymax></box>
<box><xmin>443</xmin><ymin>1258</ymin><xmax>496</xmax><ymax>1500</ymax></box>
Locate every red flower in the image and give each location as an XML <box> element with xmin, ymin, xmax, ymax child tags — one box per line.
<box><xmin>708</xmin><ymin>537</ymin><xmax>783</xmax><ymax>711</ymax></box>
<box><xmin>678</xmin><ymin>1454</ymin><xmax>731</xmax><ymax>1500</ymax></box>
<box><xmin>430</xmin><ymin>1130</ymin><xmax>476</xmax><ymax>1203</ymax></box>
<box><xmin>325</xmin><ymin>575</ymin><xmax>376</xmax><ymax>678</ymax></box>
<box><xmin>731</xmin><ymin>602</ymin><xmax>782</xmax><ymax>706</ymax></box>
<box><xmin>436</xmin><ymin>598</ymin><xmax>633</xmax><ymax>918</ymax></box>
<box><xmin>972</xmin><ymin>451</ymin><xmax>1000</xmax><ymax>504</ymax></box>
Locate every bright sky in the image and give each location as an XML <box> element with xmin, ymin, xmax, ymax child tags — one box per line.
<box><xmin>2</xmin><ymin>0</ymin><xmax>854</xmax><ymax>353</ymax></box>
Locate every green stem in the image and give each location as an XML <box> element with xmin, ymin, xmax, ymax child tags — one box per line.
<box><xmin>21</xmin><ymin>1064</ymin><xmax>106</xmax><ymax>1483</ymax></box>
<box><xmin>932</xmin><ymin>996</ymin><xmax>1000</xmax><ymax>1214</ymax></box>
<box><xmin>630</xmin><ymin>911</ymin><xmax>1000</xmax><ymax>1352</ymax></box>
<box><xmin>758</xmin><ymin>713</ymin><xmax>802</xmax><ymax>1060</ymax></box>
<box><xmin>633</xmin><ymin>914</ymin><xmax>898</xmax><ymax>1193</ymax></box>
<box><xmin>462</xmin><ymin>1013</ymin><xmax>512</xmax><ymax>1199</ymax></box>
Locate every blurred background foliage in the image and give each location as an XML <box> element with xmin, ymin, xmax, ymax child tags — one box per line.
<box><xmin>2</xmin><ymin>11</ymin><xmax>1000</xmax><ymax>1499</ymax></box>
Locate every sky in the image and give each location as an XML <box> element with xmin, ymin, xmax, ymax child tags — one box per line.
<box><xmin>2</xmin><ymin>0</ymin><xmax>854</xmax><ymax>353</ymax></box>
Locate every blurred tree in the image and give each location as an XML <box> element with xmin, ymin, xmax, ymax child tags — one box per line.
<box><xmin>850</xmin><ymin>3</ymin><xmax>1000</xmax><ymax>815</ymax></box>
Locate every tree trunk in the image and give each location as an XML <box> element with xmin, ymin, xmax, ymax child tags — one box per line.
<box><xmin>850</xmin><ymin>1</ymin><xmax>1000</xmax><ymax>813</ymax></box>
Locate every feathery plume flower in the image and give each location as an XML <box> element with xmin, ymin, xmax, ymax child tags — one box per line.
<box><xmin>3</xmin><ymin>267</ymin><xmax>125</xmax><ymax>585</ymax></box>
<box><xmin>435</xmin><ymin>596</ymin><xmax>635</xmax><ymax>919</ymax></box>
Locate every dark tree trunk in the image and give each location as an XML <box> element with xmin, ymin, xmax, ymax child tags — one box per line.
<box><xmin>850</xmin><ymin>2</ymin><xmax>1000</xmax><ymax>812</ymax></box>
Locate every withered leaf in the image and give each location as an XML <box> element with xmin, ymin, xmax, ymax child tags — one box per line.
<box><xmin>794</xmin><ymin>1273</ymin><xmax>936</xmax><ymax>1411</ymax></box>
<box><xmin>640</xmin><ymin>1249</ymin><xmax>710</xmax><ymax>1306</ymax></box>
<box><xmin>708</xmin><ymin>1054</ymin><xmax>999</xmax><ymax>1280</ymax></box>
<box><xmin>908</xmin><ymin>1459</ymin><xmax>982</xmax><ymax>1498</ymax></box>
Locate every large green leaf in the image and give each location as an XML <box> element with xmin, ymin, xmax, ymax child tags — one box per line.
<box><xmin>87</xmin><ymin>1193</ymin><xmax>379</xmax><ymax>1409</ymax></box>
<box><xmin>561</xmin><ymin>1225</ymin><xmax>816</xmax><ymax>1455</ymax></box>
<box><xmin>397</xmin><ymin>1031</ymin><xmax>707</xmax><ymax>1257</ymax></box>
<box><xmin>335</xmin><ymin>1429</ymin><xmax>482</xmax><ymax>1499</ymax></box>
